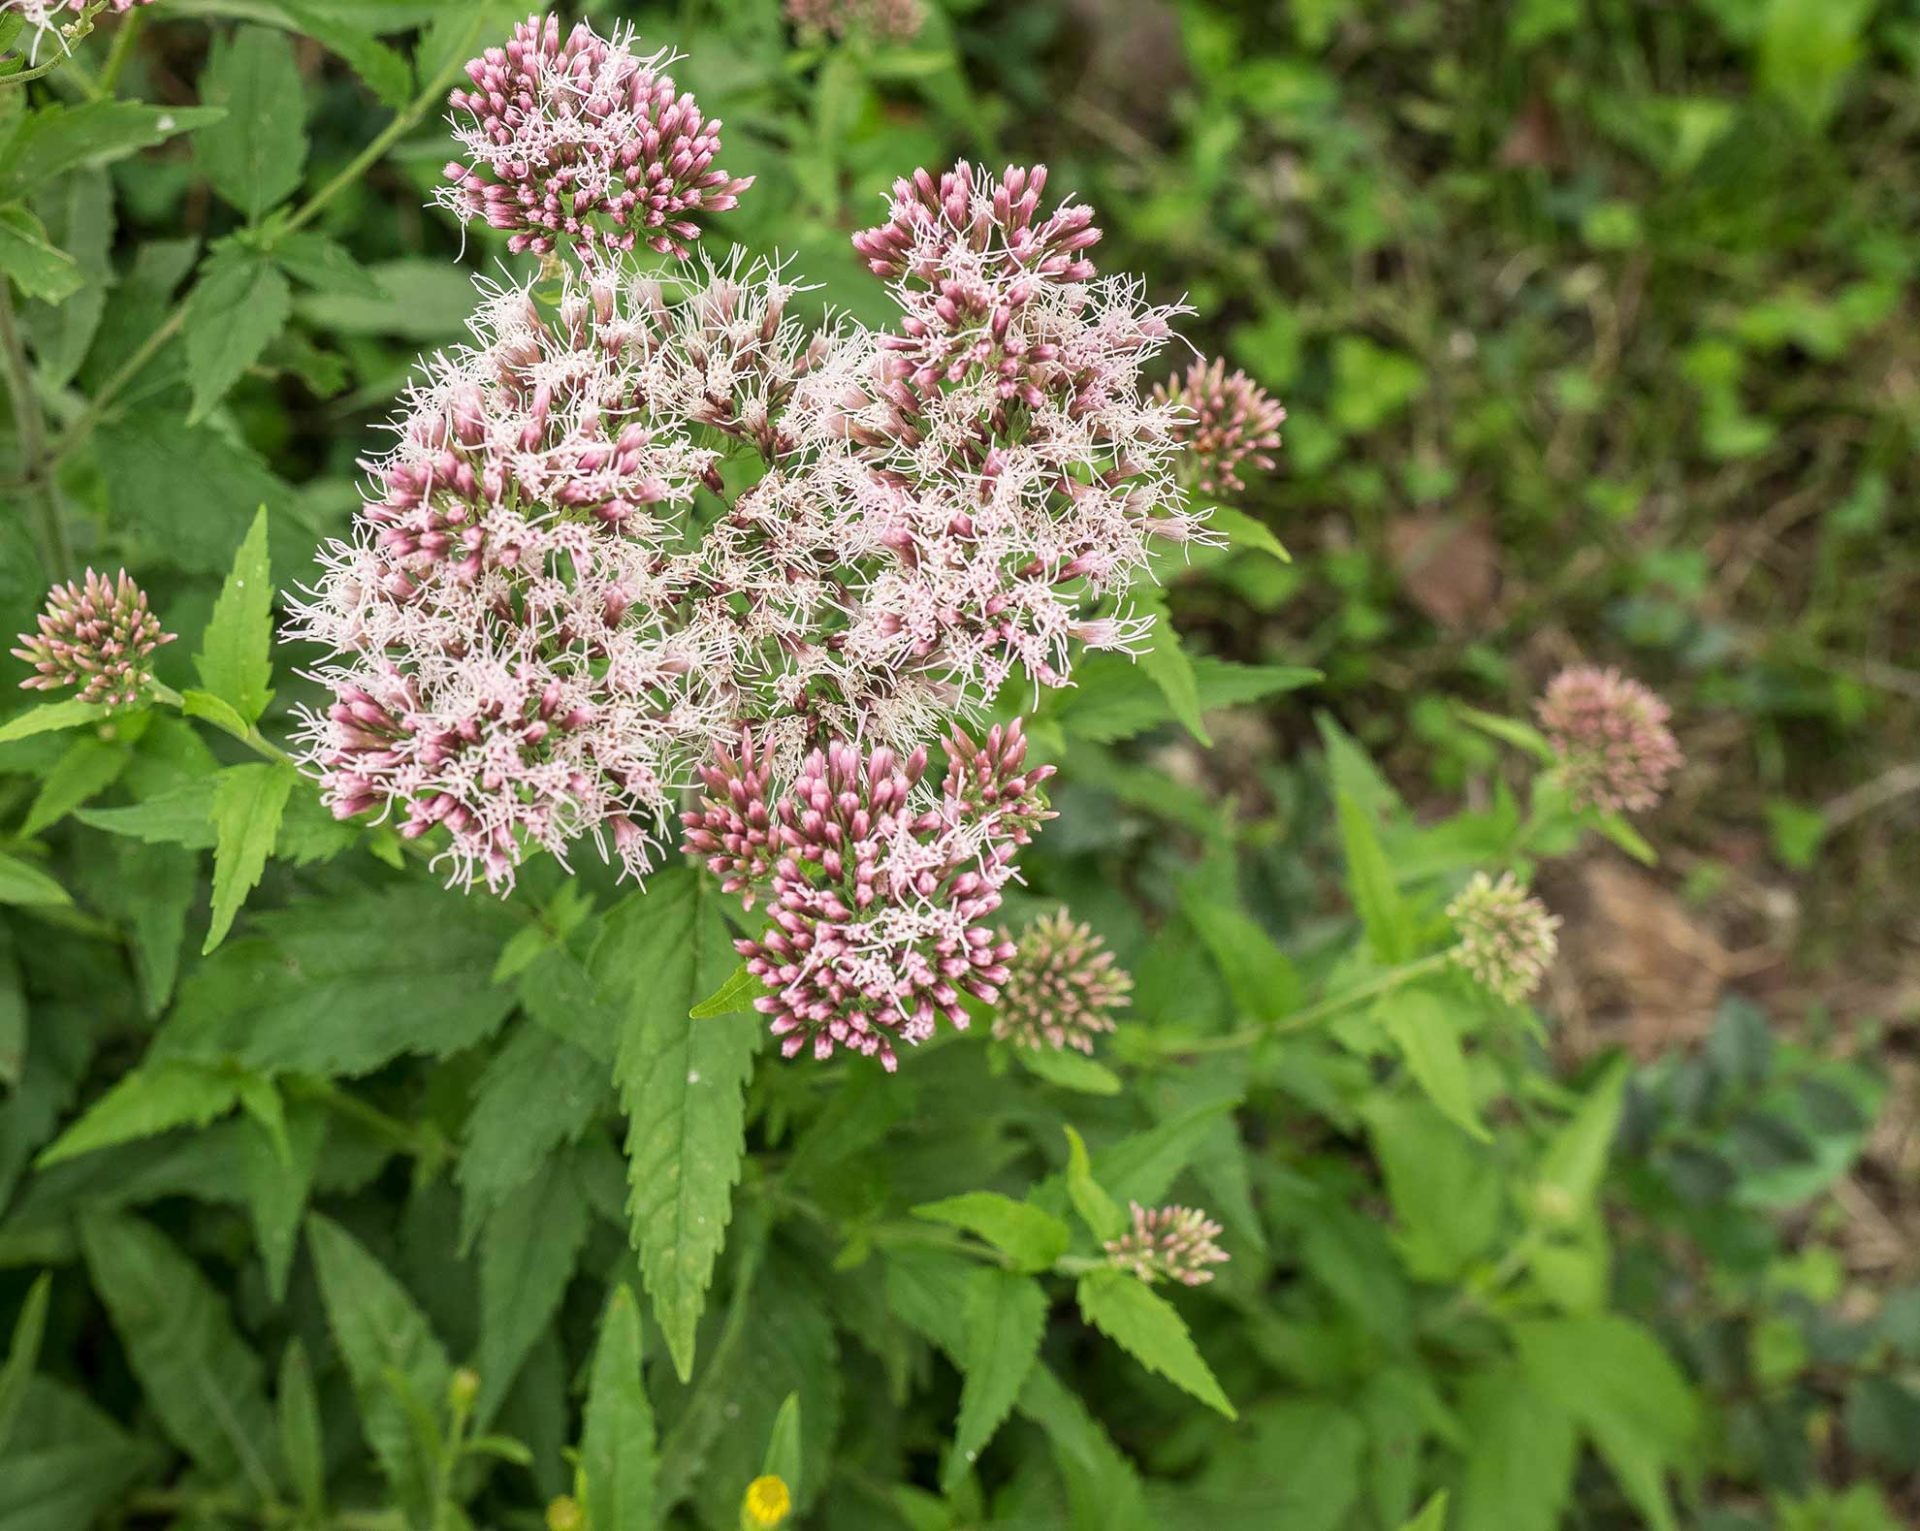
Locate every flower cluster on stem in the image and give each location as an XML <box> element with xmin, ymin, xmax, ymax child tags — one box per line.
<box><xmin>1103</xmin><ymin>1202</ymin><xmax>1229</xmax><ymax>1286</ymax></box>
<box><xmin>13</xmin><ymin>568</ymin><xmax>173</xmax><ymax>709</ymax></box>
<box><xmin>991</xmin><ymin>909</ymin><xmax>1130</xmax><ymax>1054</ymax></box>
<box><xmin>1536</xmin><ymin>664</ymin><xmax>1682</xmax><ymax>815</ymax></box>
<box><xmin>1446</xmin><ymin>871</ymin><xmax>1560</xmax><ymax>1004</ymax></box>
<box><xmin>685</xmin><ymin>722</ymin><xmax>1053</xmax><ymax>1071</ymax></box>
<box><xmin>785</xmin><ymin>0</ymin><xmax>923</xmax><ymax>42</ymax></box>
<box><xmin>1155</xmin><ymin>358</ymin><xmax>1285</xmax><ymax>496</ymax></box>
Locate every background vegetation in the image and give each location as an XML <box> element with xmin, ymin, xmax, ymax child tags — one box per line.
<box><xmin>0</xmin><ymin>0</ymin><xmax>1914</xmax><ymax>1527</ymax></box>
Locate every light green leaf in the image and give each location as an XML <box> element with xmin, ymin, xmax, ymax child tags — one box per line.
<box><xmin>277</xmin><ymin>1</ymin><xmax>413</xmax><ymax>105</ymax></box>
<box><xmin>1376</xmin><ymin>986</ymin><xmax>1489</xmax><ymax>1142</ymax></box>
<box><xmin>457</xmin><ymin>1024</ymin><xmax>609</xmax><ymax>1251</ymax></box>
<box><xmin>1364</xmin><ymin>1095</ymin><xmax>1502</xmax><ymax>1278</ymax></box>
<box><xmin>1513</xmin><ymin>1316</ymin><xmax>1700</xmax><ymax>1531</ymax></box>
<box><xmin>242</xmin><ymin>1101</ymin><xmax>324</xmax><ymax>1302</ymax></box>
<box><xmin>1536</xmin><ymin>1056</ymin><xmax>1629</xmax><ymax>1223</ymax></box>
<box><xmin>0</xmin><ymin>205</ymin><xmax>80</xmax><ymax>303</ymax></box>
<box><xmin>195</xmin><ymin>506</ymin><xmax>275</xmax><ymax>722</ymax></box>
<box><xmin>19</xmin><ymin>734</ymin><xmax>129</xmax><ymax>838</ymax></box>
<box><xmin>1209</xmin><ymin>504</ymin><xmax>1290</xmax><ymax>562</ymax></box>
<box><xmin>946</xmin><ymin>1269</ymin><xmax>1047</xmax><ymax>1490</ymax></box>
<box><xmin>186</xmin><ymin>251</ymin><xmax>292</xmax><ymax>422</ymax></box>
<box><xmin>1455</xmin><ymin>705</ymin><xmax>1556</xmax><ymax>763</ymax></box>
<box><xmin>205</xmin><ymin>762</ymin><xmax>296</xmax><ymax>953</ymax></box>
<box><xmin>0</xmin><ymin>103</ymin><xmax>225</xmax><ymax>195</ymax></box>
<box><xmin>596</xmin><ymin>871</ymin><xmax>759</xmax><ymax>1381</ymax></box>
<box><xmin>1075</xmin><ymin>1268</ymin><xmax>1235</xmax><ymax>1418</ymax></box>
<box><xmin>1012</xmin><ymin>1043</ymin><xmax>1122</xmax><ymax>1095</ymax></box>
<box><xmin>294</xmin><ymin>256</ymin><xmax>480</xmax><ymax>340</ymax></box>
<box><xmin>273</xmin><ymin>230</ymin><xmax>384</xmax><ymax>296</ymax></box>
<box><xmin>158</xmin><ymin>885</ymin><xmax>518</xmax><ymax>1076</ymax></box>
<box><xmin>37</xmin><ymin>1060</ymin><xmax>242</xmax><ymax>1169</ymax></box>
<box><xmin>79</xmin><ymin>1212</ymin><xmax>277</xmax><ymax>1490</ymax></box>
<box><xmin>0</xmin><ymin>698</ymin><xmax>108</xmax><ymax>743</ymax></box>
<box><xmin>1180</xmin><ymin>886</ymin><xmax>1301</xmax><ymax>1021</ymax></box>
<box><xmin>1063</xmin><ymin>1125</ymin><xmax>1125</xmax><ymax>1242</ymax></box>
<box><xmin>761</xmin><ymin>1392</ymin><xmax>804</xmax><ymax>1494</ymax></box>
<box><xmin>1452</xmin><ymin>1367</ymin><xmax>1577</xmax><ymax>1531</ymax></box>
<box><xmin>1134</xmin><ymin>591</ymin><xmax>1210</xmax><ymax>746</ymax></box>
<box><xmin>181</xmin><ymin>687</ymin><xmax>254</xmax><ymax>739</ymax></box>
<box><xmin>476</xmin><ymin>1154</ymin><xmax>590</xmax><ymax>1420</ymax></box>
<box><xmin>1759</xmin><ymin>0</ymin><xmax>1873</xmax><ymax>132</ymax></box>
<box><xmin>0</xmin><ymin>852</ymin><xmax>71</xmax><ymax>908</ymax></box>
<box><xmin>277</xmin><ymin>1339</ymin><xmax>325</xmax><ymax>1522</ymax></box>
<box><xmin>1399</xmin><ymin>1493</ymin><xmax>1449</xmax><ymax>1531</ymax></box>
<box><xmin>196</xmin><ymin>26</ymin><xmax>308</xmax><ymax>221</ymax></box>
<box><xmin>1053</xmin><ymin>652</ymin><xmax>1318</xmax><ymax>745</ymax></box>
<box><xmin>306</xmin><ymin>1212</ymin><xmax>451</xmax><ymax>1521</ymax></box>
<box><xmin>581</xmin><ymin>1285</ymin><xmax>657</xmax><ymax>1531</ymax></box>
<box><xmin>913</xmin><ymin>1192</ymin><xmax>1071</xmax><ymax>1273</ymax></box>
<box><xmin>76</xmin><ymin>778</ymin><xmax>217</xmax><ymax>848</ymax></box>
<box><xmin>0</xmin><ymin>1272</ymin><xmax>49</xmax><ymax>1456</ymax></box>
<box><xmin>689</xmin><ymin>962</ymin><xmax>767</xmax><ymax>1019</ymax></box>
<box><xmin>1336</xmin><ymin>788</ymin><xmax>1414</xmax><ymax>962</ymax></box>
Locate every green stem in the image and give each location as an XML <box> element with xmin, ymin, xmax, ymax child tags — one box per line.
<box><xmin>1168</xmin><ymin>951</ymin><xmax>1453</xmax><ymax>1055</ymax></box>
<box><xmin>95</xmin><ymin>6</ymin><xmax>140</xmax><ymax>96</ymax></box>
<box><xmin>0</xmin><ymin>279</ymin><xmax>72</xmax><ymax>579</ymax></box>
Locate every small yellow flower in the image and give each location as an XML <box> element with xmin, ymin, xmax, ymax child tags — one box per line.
<box><xmin>742</xmin><ymin>1474</ymin><xmax>792</xmax><ymax>1528</ymax></box>
<box><xmin>545</xmin><ymin>1496</ymin><xmax>584</xmax><ymax>1531</ymax></box>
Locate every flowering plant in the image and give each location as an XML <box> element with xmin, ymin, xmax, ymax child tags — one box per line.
<box><xmin>0</xmin><ymin>7</ymin><xmax>1773</xmax><ymax>1530</ymax></box>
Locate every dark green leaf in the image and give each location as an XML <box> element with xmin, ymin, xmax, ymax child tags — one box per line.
<box><xmin>947</xmin><ymin>1268</ymin><xmax>1047</xmax><ymax>1489</ymax></box>
<box><xmin>185</xmin><ymin>251</ymin><xmax>292</xmax><ymax>422</ymax></box>
<box><xmin>1075</xmin><ymin>1268</ymin><xmax>1235</xmax><ymax>1418</ymax></box>
<box><xmin>196</xmin><ymin>27</ymin><xmax>308</xmax><ymax>221</ymax></box>
<box><xmin>580</xmin><ymin>1284</ymin><xmax>657</xmax><ymax>1531</ymax></box>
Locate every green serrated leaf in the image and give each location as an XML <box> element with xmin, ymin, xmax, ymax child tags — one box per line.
<box><xmin>186</xmin><ymin>252</ymin><xmax>292</xmax><ymax>422</ymax></box>
<box><xmin>272</xmin><ymin>229</ymin><xmax>384</xmax><ymax>296</ymax></box>
<box><xmin>913</xmin><ymin>1192</ymin><xmax>1072</xmax><ymax>1273</ymax></box>
<box><xmin>690</xmin><ymin>961</ymin><xmax>767</xmax><ymax>1019</ymax></box>
<box><xmin>1012</xmin><ymin>1043</ymin><xmax>1123</xmax><ymax>1095</ymax></box>
<box><xmin>947</xmin><ymin>1269</ymin><xmax>1047</xmax><ymax>1490</ymax></box>
<box><xmin>1063</xmin><ymin>1125</ymin><xmax>1125</xmax><ymax>1242</ymax></box>
<box><xmin>1336</xmin><ymin>788</ymin><xmax>1414</xmax><ymax>962</ymax></box>
<box><xmin>0</xmin><ymin>204</ymin><xmax>80</xmax><ymax>302</ymax></box>
<box><xmin>1376</xmin><ymin>986</ymin><xmax>1489</xmax><ymax>1142</ymax></box>
<box><xmin>306</xmin><ymin>1212</ymin><xmax>451</xmax><ymax>1522</ymax></box>
<box><xmin>1134</xmin><ymin>591</ymin><xmax>1211</xmax><ymax>746</ymax></box>
<box><xmin>37</xmin><ymin>1060</ymin><xmax>241</xmax><ymax>1169</ymax></box>
<box><xmin>0</xmin><ymin>697</ymin><xmax>108</xmax><ymax>743</ymax></box>
<box><xmin>476</xmin><ymin>1153</ymin><xmax>589</xmax><ymax>1420</ymax></box>
<box><xmin>79</xmin><ymin>1212</ymin><xmax>278</xmax><ymax>1491</ymax></box>
<box><xmin>1075</xmin><ymin>1268</ymin><xmax>1235</xmax><ymax>1418</ymax></box>
<box><xmin>76</xmin><ymin>778</ymin><xmax>217</xmax><ymax>848</ymax></box>
<box><xmin>1210</xmin><ymin>504</ymin><xmax>1291</xmax><ymax>562</ymax></box>
<box><xmin>19</xmin><ymin>733</ymin><xmax>129</xmax><ymax>838</ymax></box>
<box><xmin>0</xmin><ymin>103</ymin><xmax>225</xmax><ymax>195</ymax></box>
<box><xmin>596</xmin><ymin>871</ymin><xmax>758</xmax><ymax>1381</ymax></box>
<box><xmin>0</xmin><ymin>851</ymin><xmax>71</xmax><ymax>908</ymax></box>
<box><xmin>196</xmin><ymin>27</ymin><xmax>308</xmax><ymax>221</ymax></box>
<box><xmin>195</xmin><ymin>506</ymin><xmax>275</xmax><ymax>722</ymax></box>
<box><xmin>581</xmin><ymin>1284</ymin><xmax>657</xmax><ymax>1531</ymax></box>
<box><xmin>205</xmin><ymin>762</ymin><xmax>296</xmax><ymax>954</ymax></box>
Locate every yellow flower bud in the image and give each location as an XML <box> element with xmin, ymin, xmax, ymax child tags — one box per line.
<box><xmin>742</xmin><ymin>1474</ymin><xmax>791</xmax><ymax>1528</ymax></box>
<box><xmin>545</xmin><ymin>1496</ymin><xmax>584</xmax><ymax>1531</ymax></box>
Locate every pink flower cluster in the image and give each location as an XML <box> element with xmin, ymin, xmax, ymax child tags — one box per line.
<box><xmin>299</xmin><ymin>17</ymin><xmax>1224</xmax><ymax>895</ymax></box>
<box><xmin>1156</xmin><ymin>358</ymin><xmax>1286</xmax><ymax>496</ymax></box>
<box><xmin>785</xmin><ymin>0</ymin><xmax>923</xmax><ymax>41</ymax></box>
<box><xmin>439</xmin><ymin>14</ymin><xmax>749</xmax><ymax>261</ymax></box>
<box><xmin>1103</xmin><ymin>1202</ymin><xmax>1229</xmax><ymax>1287</ymax></box>
<box><xmin>13</xmin><ymin>569</ymin><xmax>174</xmax><ymax>710</ymax></box>
<box><xmin>1536</xmin><ymin>664</ymin><xmax>1683</xmax><ymax>815</ymax></box>
<box><xmin>684</xmin><ymin>723</ymin><xmax>1053</xmax><ymax>1071</ymax></box>
<box><xmin>1447</xmin><ymin>871</ymin><xmax>1560</xmax><ymax>1005</ymax></box>
<box><xmin>992</xmin><ymin>909</ymin><xmax>1130</xmax><ymax>1055</ymax></box>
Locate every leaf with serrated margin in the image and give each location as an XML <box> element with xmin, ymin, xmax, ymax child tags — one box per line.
<box><xmin>0</xmin><ymin>698</ymin><xmax>107</xmax><ymax>743</ymax></box>
<box><xmin>0</xmin><ymin>851</ymin><xmax>70</xmax><ymax>907</ymax></box>
<box><xmin>78</xmin><ymin>1211</ymin><xmax>278</xmax><ymax>1490</ymax></box>
<box><xmin>581</xmin><ymin>1285</ymin><xmax>657</xmax><ymax>1531</ymax></box>
<box><xmin>0</xmin><ymin>103</ymin><xmax>225</xmax><ymax>195</ymax></box>
<box><xmin>195</xmin><ymin>505</ymin><xmax>275</xmax><ymax>721</ymax></box>
<box><xmin>1075</xmin><ymin>1268</ymin><xmax>1236</xmax><ymax>1418</ymax></box>
<box><xmin>205</xmin><ymin>761</ymin><xmax>295</xmax><ymax>953</ymax></box>
<box><xmin>306</xmin><ymin>1212</ymin><xmax>450</xmax><ymax>1521</ymax></box>
<box><xmin>186</xmin><ymin>251</ymin><xmax>291</xmax><ymax>422</ymax></box>
<box><xmin>596</xmin><ymin>870</ymin><xmax>758</xmax><ymax>1381</ymax></box>
<box><xmin>195</xmin><ymin>27</ymin><xmax>307</xmax><ymax>221</ymax></box>
<box><xmin>37</xmin><ymin>1060</ymin><xmax>241</xmax><ymax>1169</ymax></box>
<box><xmin>0</xmin><ymin>205</ymin><xmax>80</xmax><ymax>303</ymax></box>
<box><xmin>946</xmin><ymin>1268</ymin><xmax>1047</xmax><ymax>1490</ymax></box>
<box><xmin>475</xmin><ymin>1153</ymin><xmax>589</xmax><ymax>1421</ymax></box>
<box><xmin>913</xmin><ymin>1191</ymin><xmax>1071</xmax><ymax>1273</ymax></box>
